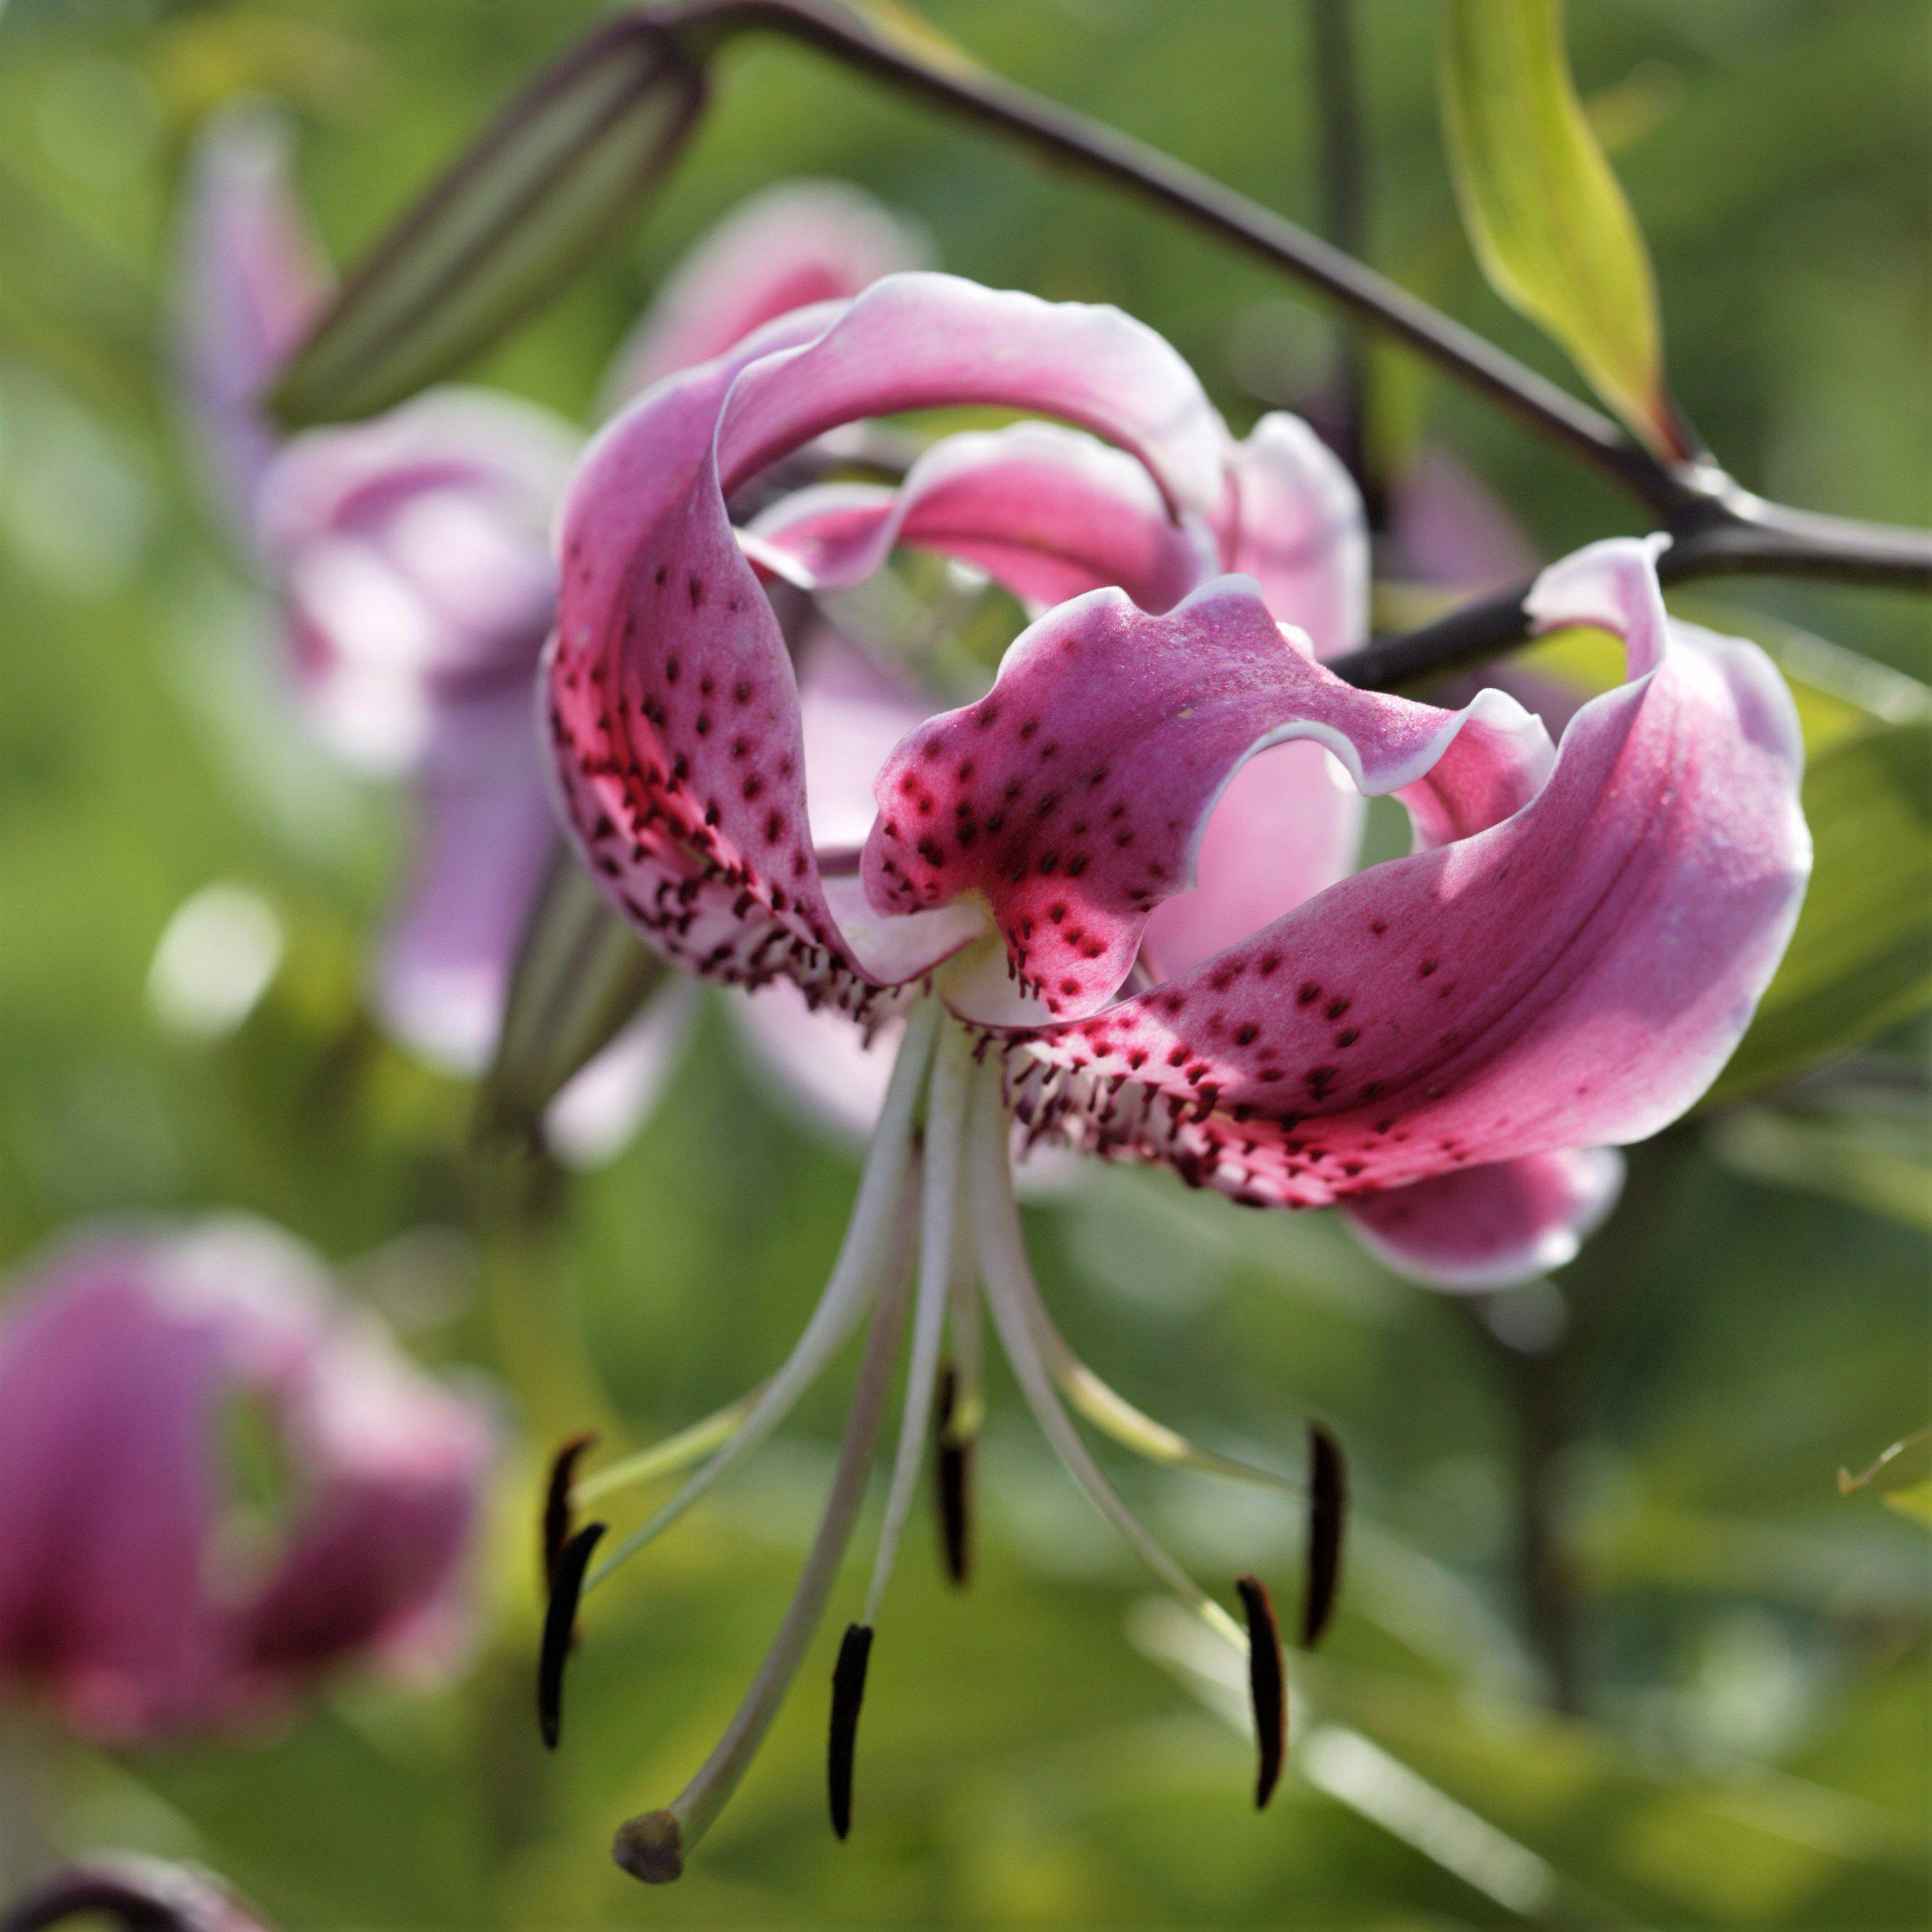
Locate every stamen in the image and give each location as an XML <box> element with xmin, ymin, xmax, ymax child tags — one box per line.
<box><xmin>1302</xmin><ymin>1424</ymin><xmax>1348</xmax><ymax>1649</ymax></box>
<box><xmin>933</xmin><ymin>1364</ymin><xmax>974</xmax><ymax>1586</ymax></box>
<box><xmin>571</xmin><ymin>1388</ymin><xmax>764</xmax><ymax>1507</ymax></box>
<box><xmin>612</xmin><ymin>1177</ymin><xmax>918</xmax><ymax>1883</ymax></box>
<box><xmin>966</xmin><ymin>1061</ymin><xmax>1247</xmax><ymax>1656</ymax></box>
<box><xmin>860</xmin><ymin>1018</ymin><xmax>974</xmax><ymax>1626</ymax></box>
<box><xmin>1009</xmin><ymin>1258</ymin><xmax>1305</xmax><ymax>1500</ymax></box>
<box><xmin>539</xmin><ymin>1521</ymin><xmax>606</xmax><ymax>1749</ymax></box>
<box><xmin>542</xmin><ymin>1432</ymin><xmax>596</xmax><ymax>1590</ymax></box>
<box><xmin>585</xmin><ymin>1004</ymin><xmax>940</xmax><ymax>1595</ymax></box>
<box><xmin>827</xmin><ymin>1622</ymin><xmax>875</xmax><ymax>1840</ymax></box>
<box><xmin>1236</xmin><ymin>1573</ymin><xmax>1287</xmax><ymax>1808</ymax></box>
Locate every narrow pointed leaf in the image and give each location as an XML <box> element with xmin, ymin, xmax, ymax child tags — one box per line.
<box><xmin>477</xmin><ymin>843</ymin><xmax>667</xmax><ymax>1148</ymax></box>
<box><xmin>270</xmin><ymin>19</ymin><xmax>706</xmax><ymax>426</ymax></box>
<box><xmin>1440</xmin><ymin>0</ymin><xmax>1679</xmax><ymax>455</ymax></box>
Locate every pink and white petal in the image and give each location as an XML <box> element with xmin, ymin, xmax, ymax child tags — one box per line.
<box><xmin>178</xmin><ymin>101</ymin><xmax>329</xmax><ymax>526</ymax></box>
<box><xmin>1344</xmin><ymin>1147</ymin><xmax>1624</xmax><ymax>1291</ymax></box>
<box><xmin>602</xmin><ymin>181</ymin><xmax>926</xmax><ymax>410</ymax></box>
<box><xmin>1215</xmin><ymin>413</ymin><xmax>1368</xmax><ymax>656</ymax></box>
<box><xmin>1140</xmin><ymin>741</ymin><xmax>1364</xmax><ymax>981</ymax></box>
<box><xmin>712</xmin><ymin>273</ymin><xmax>1229</xmax><ymax>517</ymax></box>
<box><xmin>541</xmin><ymin>977</ymin><xmax>701</xmax><ymax>1167</ymax></box>
<box><xmin>749</xmin><ymin>424</ymin><xmax>1217</xmax><ymax>615</ymax></box>
<box><xmin>1009</xmin><ymin>540</ymin><xmax>1807</xmax><ymax>1207</ymax></box>
<box><xmin>553</xmin><ymin>277</ymin><xmax>1228</xmax><ymax>1003</ymax></box>
<box><xmin>375</xmin><ymin>722</ymin><xmax>557</xmax><ymax>1074</ymax></box>
<box><xmin>863</xmin><ymin>576</ymin><xmax>1548</xmax><ymax>1021</ymax></box>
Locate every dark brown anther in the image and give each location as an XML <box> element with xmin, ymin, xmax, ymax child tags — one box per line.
<box><xmin>1302</xmin><ymin>1423</ymin><xmax>1348</xmax><ymax>1649</ymax></box>
<box><xmin>538</xmin><ymin>1520</ymin><xmax>605</xmax><ymax>1749</ymax></box>
<box><xmin>541</xmin><ymin>1432</ymin><xmax>597</xmax><ymax>1592</ymax></box>
<box><xmin>933</xmin><ymin>1364</ymin><xmax>974</xmax><ymax>1586</ymax></box>
<box><xmin>1236</xmin><ymin>1573</ymin><xmax>1286</xmax><ymax>1810</ymax></box>
<box><xmin>827</xmin><ymin>1623</ymin><xmax>875</xmax><ymax>1840</ymax></box>
<box><xmin>611</xmin><ymin>1810</ymin><xmax>683</xmax><ymax>1885</ymax></box>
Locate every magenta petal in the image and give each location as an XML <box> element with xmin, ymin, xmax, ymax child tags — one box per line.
<box><xmin>1005</xmin><ymin>539</ymin><xmax>1807</xmax><ymax>1208</ymax></box>
<box><xmin>1215</xmin><ymin>414</ymin><xmax>1369</xmax><ymax>658</ymax></box>
<box><xmin>551</xmin><ymin>275</ymin><xmax>1225</xmax><ymax>1001</ymax></box>
<box><xmin>863</xmin><ymin>576</ymin><xmax>1547</xmax><ymax>1021</ymax></box>
<box><xmin>711</xmin><ymin>273</ymin><xmax>1228</xmax><ymax>514</ymax></box>
<box><xmin>603</xmin><ymin>181</ymin><xmax>925</xmax><ymax>408</ymax></box>
<box><xmin>1345</xmin><ymin>1148</ymin><xmax>1624</xmax><ymax>1290</ymax></box>
<box><xmin>749</xmin><ymin>424</ymin><xmax>1218</xmax><ymax>615</ymax></box>
<box><xmin>795</xmin><ymin>626</ymin><xmax>940</xmax><ymax>852</ymax></box>
<box><xmin>178</xmin><ymin>102</ymin><xmax>329</xmax><ymax>525</ymax></box>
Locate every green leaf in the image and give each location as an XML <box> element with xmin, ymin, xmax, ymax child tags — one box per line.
<box><xmin>268</xmin><ymin>19</ymin><xmax>707</xmax><ymax>427</ymax></box>
<box><xmin>476</xmin><ymin>843</ymin><xmax>666</xmax><ymax>1150</ymax></box>
<box><xmin>1840</xmin><ymin>1428</ymin><xmax>1932</xmax><ymax>1528</ymax></box>
<box><xmin>1707</xmin><ymin>714</ymin><xmax>1932</xmax><ymax>1105</ymax></box>
<box><xmin>1440</xmin><ymin>0</ymin><xmax>1679</xmax><ymax>455</ymax></box>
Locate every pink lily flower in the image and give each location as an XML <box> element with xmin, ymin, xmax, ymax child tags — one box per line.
<box><xmin>538</xmin><ymin>273</ymin><xmax>1808</xmax><ymax>1877</ymax></box>
<box><xmin>0</xmin><ymin>1220</ymin><xmax>492</xmax><ymax>1744</ymax></box>
<box><xmin>178</xmin><ymin>107</ymin><xmax>921</xmax><ymax>1145</ymax></box>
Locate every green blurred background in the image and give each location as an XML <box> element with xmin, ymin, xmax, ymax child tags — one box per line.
<box><xmin>0</xmin><ymin>0</ymin><xmax>1927</xmax><ymax>1924</ymax></box>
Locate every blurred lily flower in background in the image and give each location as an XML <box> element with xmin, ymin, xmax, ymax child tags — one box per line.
<box><xmin>176</xmin><ymin>104</ymin><xmax>927</xmax><ymax>1160</ymax></box>
<box><xmin>1</xmin><ymin>1855</ymin><xmax>273</xmax><ymax>1932</ymax></box>
<box><xmin>0</xmin><ymin>1218</ymin><xmax>492</xmax><ymax>1743</ymax></box>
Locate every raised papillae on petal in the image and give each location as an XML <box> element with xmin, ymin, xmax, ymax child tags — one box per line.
<box><xmin>1003</xmin><ymin>539</ymin><xmax>1807</xmax><ymax>1208</ymax></box>
<box><xmin>863</xmin><ymin>576</ymin><xmax>1549</xmax><ymax>1021</ymax></box>
<box><xmin>548</xmin><ymin>274</ymin><xmax>1229</xmax><ymax>1005</ymax></box>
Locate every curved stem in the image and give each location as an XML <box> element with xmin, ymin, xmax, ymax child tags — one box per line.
<box><xmin>654</xmin><ymin>0</ymin><xmax>1675</xmax><ymax>514</ymax></box>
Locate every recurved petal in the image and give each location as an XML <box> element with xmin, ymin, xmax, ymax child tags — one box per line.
<box><xmin>603</xmin><ymin>180</ymin><xmax>926</xmax><ymax>409</ymax></box>
<box><xmin>711</xmin><ymin>273</ymin><xmax>1229</xmax><ymax>515</ymax></box>
<box><xmin>748</xmin><ymin>423</ymin><xmax>1217</xmax><ymax>616</ymax></box>
<box><xmin>1344</xmin><ymin>1147</ymin><xmax>1624</xmax><ymax>1290</ymax></box>
<box><xmin>863</xmin><ymin>576</ymin><xmax>1547</xmax><ymax>1021</ymax></box>
<box><xmin>1007</xmin><ymin>540</ymin><xmax>1807</xmax><ymax>1209</ymax></box>
<box><xmin>550</xmin><ymin>276</ymin><xmax>1228</xmax><ymax>1004</ymax></box>
<box><xmin>1216</xmin><ymin>414</ymin><xmax>1369</xmax><ymax>656</ymax></box>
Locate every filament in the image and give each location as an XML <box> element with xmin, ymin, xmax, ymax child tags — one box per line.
<box><xmin>1009</xmin><ymin>1258</ymin><xmax>1304</xmax><ymax>1500</ymax></box>
<box><xmin>965</xmin><ymin>1059</ymin><xmax>1247</xmax><ymax>1656</ymax></box>
<box><xmin>615</xmin><ymin>1176</ymin><xmax>919</xmax><ymax>1880</ymax></box>
<box><xmin>861</xmin><ymin>1016</ymin><xmax>974</xmax><ymax>1625</ymax></box>
<box><xmin>586</xmin><ymin>1001</ymin><xmax>939</xmax><ymax>1595</ymax></box>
